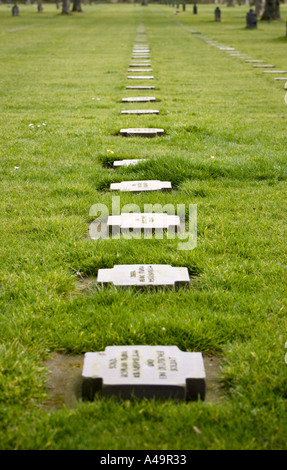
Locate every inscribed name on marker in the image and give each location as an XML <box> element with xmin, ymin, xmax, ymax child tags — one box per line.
<box><xmin>82</xmin><ymin>346</ymin><xmax>205</xmax><ymax>401</ymax></box>
<box><xmin>97</xmin><ymin>264</ymin><xmax>190</xmax><ymax>288</ymax></box>
<box><xmin>107</xmin><ymin>213</ymin><xmax>180</xmax><ymax>232</ymax></box>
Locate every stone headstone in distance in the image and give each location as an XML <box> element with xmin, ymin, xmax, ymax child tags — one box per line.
<box><xmin>107</xmin><ymin>213</ymin><xmax>180</xmax><ymax>233</ymax></box>
<box><xmin>82</xmin><ymin>346</ymin><xmax>206</xmax><ymax>401</ymax></box>
<box><xmin>245</xmin><ymin>60</ymin><xmax>265</xmax><ymax>63</ymax></box>
<box><xmin>113</xmin><ymin>159</ymin><xmax>147</xmax><ymax>167</ymax></box>
<box><xmin>110</xmin><ymin>180</ymin><xmax>171</xmax><ymax>192</ymax></box>
<box><xmin>97</xmin><ymin>264</ymin><xmax>190</xmax><ymax>288</ymax></box>
<box><xmin>120</xmin><ymin>128</ymin><xmax>164</xmax><ymax>137</ymax></box>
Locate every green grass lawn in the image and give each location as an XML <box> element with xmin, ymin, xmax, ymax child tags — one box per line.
<box><xmin>0</xmin><ymin>2</ymin><xmax>286</xmax><ymax>450</ymax></box>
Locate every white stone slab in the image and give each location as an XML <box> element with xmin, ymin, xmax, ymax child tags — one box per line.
<box><xmin>97</xmin><ymin>264</ymin><xmax>189</xmax><ymax>288</ymax></box>
<box><xmin>273</xmin><ymin>77</ymin><xmax>287</xmax><ymax>80</ymax></box>
<box><xmin>122</xmin><ymin>97</ymin><xmax>155</xmax><ymax>102</ymax></box>
<box><xmin>113</xmin><ymin>159</ymin><xmax>147</xmax><ymax>167</ymax></box>
<box><xmin>82</xmin><ymin>346</ymin><xmax>205</xmax><ymax>401</ymax></box>
<box><xmin>128</xmin><ymin>68</ymin><xmax>153</xmax><ymax>72</ymax></box>
<box><xmin>126</xmin><ymin>86</ymin><xmax>155</xmax><ymax>90</ymax></box>
<box><xmin>107</xmin><ymin>213</ymin><xmax>180</xmax><ymax>232</ymax></box>
<box><xmin>128</xmin><ymin>76</ymin><xmax>154</xmax><ymax>80</ymax></box>
<box><xmin>253</xmin><ymin>64</ymin><xmax>275</xmax><ymax>68</ymax></box>
<box><xmin>245</xmin><ymin>60</ymin><xmax>265</xmax><ymax>63</ymax></box>
<box><xmin>129</xmin><ymin>64</ymin><xmax>152</xmax><ymax>67</ymax></box>
<box><xmin>121</xmin><ymin>109</ymin><xmax>159</xmax><ymax>115</ymax></box>
<box><xmin>120</xmin><ymin>128</ymin><xmax>164</xmax><ymax>137</ymax></box>
<box><xmin>110</xmin><ymin>180</ymin><xmax>171</xmax><ymax>192</ymax></box>
<box><xmin>262</xmin><ymin>70</ymin><xmax>287</xmax><ymax>74</ymax></box>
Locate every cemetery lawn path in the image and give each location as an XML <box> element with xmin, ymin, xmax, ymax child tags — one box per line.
<box><xmin>0</xmin><ymin>3</ymin><xmax>286</xmax><ymax>450</ymax></box>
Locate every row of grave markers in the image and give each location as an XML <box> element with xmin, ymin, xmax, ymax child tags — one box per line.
<box><xmin>196</xmin><ymin>33</ymin><xmax>287</xmax><ymax>91</ymax></box>
<box><xmin>82</xmin><ymin>25</ymin><xmax>206</xmax><ymax>402</ymax></box>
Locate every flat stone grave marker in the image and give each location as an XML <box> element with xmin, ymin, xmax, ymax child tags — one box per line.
<box><xmin>120</xmin><ymin>128</ymin><xmax>164</xmax><ymax>137</ymax></box>
<box><xmin>82</xmin><ymin>346</ymin><xmax>206</xmax><ymax>401</ymax></box>
<box><xmin>129</xmin><ymin>64</ymin><xmax>152</xmax><ymax>67</ymax></box>
<box><xmin>126</xmin><ymin>86</ymin><xmax>155</xmax><ymax>90</ymax></box>
<box><xmin>127</xmin><ymin>76</ymin><xmax>154</xmax><ymax>80</ymax></box>
<box><xmin>262</xmin><ymin>70</ymin><xmax>287</xmax><ymax>74</ymax></box>
<box><xmin>107</xmin><ymin>212</ymin><xmax>180</xmax><ymax>233</ymax></box>
<box><xmin>110</xmin><ymin>180</ymin><xmax>171</xmax><ymax>191</ymax></box>
<box><xmin>113</xmin><ymin>159</ymin><xmax>147</xmax><ymax>167</ymax></box>
<box><xmin>121</xmin><ymin>110</ymin><xmax>159</xmax><ymax>115</ymax></box>
<box><xmin>128</xmin><ymin>69</ymin><xmax>153</xmax><ymax>72</ymax></box>
<box><xmin>273</xmin><ymin>77</ymin><xmax>287</xmax><ymax>81</ymax></box>
<box><xmin>245</xmin><ymin>60</ymin><xmax>265</xmax><ymax>63</ymax></box>
<box><xmin>122</xmin><ymin>96</ymin><xmax>155</xmax><ymax>102</ymax></box>
<box><xmin>253</xmin><ymin>64</ymin><xmax>275</xmax><ymax>68</ymax></box>
<box><xmin>97</xmin><ymin>264</ymin><xmax>190</xmax><ymax>288</ymax></box>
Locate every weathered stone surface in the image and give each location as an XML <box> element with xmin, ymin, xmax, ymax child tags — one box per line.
<box><xmin>110</xmin><ymin>180</ymin><xmax>171</xmax><ymax>191</ymax></box>
<box><xmin>97</xmin><ymin>264</ymin><xmax>189</xmax><ymax>288</ymax></box>
<box><xmin>82</xmin><ymin>346</ymin><xmax>205</xmax><ymax>401</ymax></box>
<box><xmin>120</xmin><ymin>128</ymin><xmax>164</xmax><ymax>137</ymax></box>
<box><xmin>245</xmin><ymin>60</ymin><xmax>265</xmax><ymax>63</ymax></box>
<box><xmin>113</xmin><ymin>159</ymin><xmax>147</xmax><ymax>167</ymax></box>
<box><xmin>107</xmin><ymin>213</ymin><xmax>179</xmax><ymax>233</ymax></box>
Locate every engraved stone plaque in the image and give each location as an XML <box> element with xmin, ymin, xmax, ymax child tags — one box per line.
<box><xmin>82</xmin><ymin>346</ymin><xmax>205</xmax><ymax>401</ymax></box>
<box><xmin>97</xmin><ymin>264</ymin><xmax>190</xmax><ymax>288</ymax></box>
<box><xmin>107</xmin><ymin>213</ymin><xmax>180</xmax><ymax>233</ymax></box>
<box><xmin>120</xmin><ymin>128</ymin><xmax>164</xmax><ymax>137</ymax></box>
<box><xmin>113</xmin><ymin>159</ymin><xmax>147</xmax><ymax>167</ymax></box>
<box><xmin>110</xmin><ymin>180</ymin><xmax>171</xmax><ymax>191</ymax></box>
